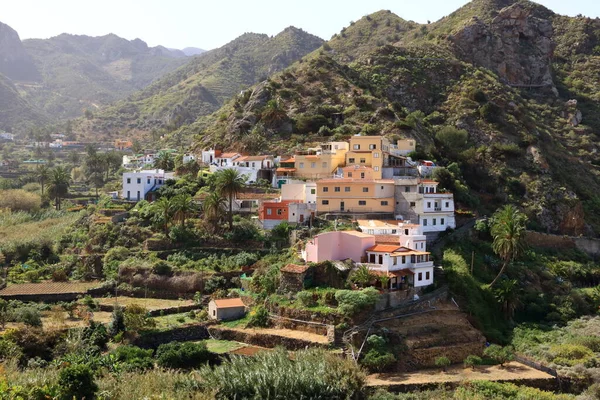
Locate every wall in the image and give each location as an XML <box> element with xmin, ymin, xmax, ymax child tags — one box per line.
<box><xmin>304</xmin><ymin>231</ymin><xmax>375</xmax><ymax>263</ymax></box>
<box><xmin>133</xmin><ymin>324</ymin><xmax>210</xmax><ymax>349</ymax></box>
<box><xmin>525</xmin><ymin>231</ymin><xmax>600</xmax><ymax>258</ymax></box>
<box><xmin>413</xmin><ymin>266</ymin><xmax>434</xmax><ymax>287</ymax></box>
<box><xmin>208</xmin><ymin>326</ymin><xmax>329</xmax><ymax>350</ymax></box>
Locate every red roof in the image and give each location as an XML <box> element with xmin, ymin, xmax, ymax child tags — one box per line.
<box><xmin>366</xmin><ymin>244</ymin><xmax>403</xmax><ymax>253</ymax></box>
<box><xmin>375</xmin><ymin>235</ymin><xmax>402</xmax><ymax>244</ymax></box>
<box><xmin>420</xmin><ymin>179</ymin><xmax>439</xmax><ymax>184</ymax></box>
<box><xmin>317</xmin><ymin>179</ymin><xmax>394</xmax><ymax>184</ymax></box>
<box><xmin>213</xmin><ymin>298</ymin><xmax>245</xmax><ymax>308</ymax></box>
<box><xmin>281</xmin><ymin>264</ymin><xmax>310</xmax><ymax>273</ymax></box>
<box><xmin>219</xmin><ymin>152</ymin><xmax>241</xmax><ymax>159</ymax></box>
<box><xmin>276</xmin><ymin>167</ymin><xmax>296</xmax><ymax>172</ymax></box>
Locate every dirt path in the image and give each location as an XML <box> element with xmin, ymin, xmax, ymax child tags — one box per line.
<box><xmin>227</xmin><ymin>327</ymin><xmax>329</xmax><ymax>344</ymax></box>
<box><xmin>367</xmin><ymin>361</ymin><xmax>554</xmax><ymax>386</ymax></box>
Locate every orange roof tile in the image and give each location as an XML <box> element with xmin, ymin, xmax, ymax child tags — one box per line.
<box><xmin>420</xmin><ymin>179</ymin><xmax>439</xmax><ymax>184</ymax></box>
<box><xmin>366</xmin><ymin>244</ymin><xmax>403</xmax><ymax>253</ymax></box>
<box><xmin>375</xmin><ymin>235</ymin><xmax>402</xmax><ymax>244</ymax></box>
<box><xmin>281</xmin><ymin>157</ymin><xmax>295</xmax><ymax>163</ymax></box>
<box><xmin>219</xmin><ymin>152</ymin><xmax>241</xmax><ymax>159</ymax></box>
<box><xmin>281</xmin><ymin>264</ymin><xmax>310</xmax><ymax>273</ymax></box>
<box><xmin>276</xmin><ymin>168</ymin><xmax>296</xmax><ymax>172</ymax></box>
<box><xmin>213</xmin><ymin>298</ymin><xmax>245</xmax><ymax>308</ymax></box>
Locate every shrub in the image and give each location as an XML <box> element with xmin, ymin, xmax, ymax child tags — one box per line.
<box><xmin>155</xmin><ymin>341</ymin><xmax>212</xmax><ymax>369</ymax></box>
<box><xmin>247</xmin><ymin>305</ymin><xmax>269</xmax><ymax>328</ymax></box>
<box><xmin>110</xmin><ymin>345</ymin><xmax>154</xmax><ymax>371</ymax></box>
<box><xmin>12</xmin><ymin>307</ymin><xmax>42</xmax><ymax>327</ymax></box>
<box><xmin>483</xmin><ymin>344</ymin><xmax>514</xmax><ymax>367</ymax></box>
<box><xmin>152</xmin><ymin>260</ymin><xmax>173</xmax><ymax>276</ymax></box>
<box><xmin>58</xmin><ymin>364</ymin><xmax>98</xmax><ymax>400</ymax></box>
<box><xmin>51</xmin><ymin>268</ymin><xmax>69</xmax><ymax>282</ymax></box>
<box><xmin>335</xmin><ymin>287</ymin><xmax>380</xmax><ymax>316</ymax></box>
<box><xmin>108</xmin><ymin>306</ymin><xmax>125</xmax><ymax>337</ymax></box>
<box><xmin>123</xmin><ymin>304</ymin><xmax>155</xmax><ymax>332</ymax></box>
<box><xmin>296</xmin><ymin>291</ymin><xmax>317</xmax><ymax>307</ymax></box>
<box><xmin>435</xmin><ymin>356</ymin><xmax>451</xmax><ymax>371</ymax></box>
<box><xmin>362</xmin><ymin>350</ymin><xmax>396</xmax><ymax>372</ymax></box>
<box><xmin>550</xmin><ymin>344</ymin><xmax>594</xmax><ymax>366</ymax></box>
<box><xmin>464</xmin><ymin>355</ymin><xmax>482</xmax><ymax>370</ymax></box>
<box><xmin>0</xmin><ymin>189</ymin><xmax>41</xmax><ymax>212</ymax></box>
<box><xmin>435</xmin><ymin>126</ymin><xmax>468</xmax><ymax>154</ymax></box>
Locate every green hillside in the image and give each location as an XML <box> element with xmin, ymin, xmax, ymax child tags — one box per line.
<box><xmin>189</xmin><ymin>0</ymin><xmax>600</xmax><ymax>236</ymax></box>
<box><xmin>0</xmin><ymin>73</ymin><xmax>48</xmax><ymax>131</ymax></box>
<box><xmin>79</xmin><ymin>27</ymin><xmax>324</xmax><ymax>139</ymax></box>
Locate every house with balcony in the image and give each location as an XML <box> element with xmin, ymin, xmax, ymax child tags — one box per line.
<box><xmin>361</xmin><ymin>244</ymin><xmax>434</xmax><ymax>289</ymax></box>
<box><xmin>122</xmin><ymin>169</ymin><xmax>175</xmax><ymax>201</ymax></box>
<box><xmin>232</xmin><ymin>155</ymin><xmax>275</xmax><ymax>183</ymax></box>
<box><xmin>316</xmin><ymin>174</ymin><xmax>395</xmax><ymax>215</ymax></box>
<box><xmin>281</xmin><ymin>181</ymin><xmax>317</xmax><ymax>204</ymax></box>
<box><xmin>292</xmin><ymin>141</ymin><xmax>348</xmax><ymax>180</ymax></box>
<box><xmin>356</xmin><ymin>220</ymin><xmax>427</xmax><ymax>251</ymax></box>
<box><xmin>345</xmin><ymin>136</ymin><xmax>416</xmax><ymax>179</ymax></box>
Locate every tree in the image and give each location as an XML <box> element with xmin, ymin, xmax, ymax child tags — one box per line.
<box><xmin>483</xmin><ymin>344</ymin><xmax>514</xmax><ymax>367</ymax></box>
<box><xmin>435</xmin><ymin>356</ymin><xmax>451</xmax><ymax>371</ymax></box>
<box><xmin>131</xmin><ymin>139</ymin><xmax>143</xmax><ymax>154</ymax></box>
<box><xmin>216</xmin><ymin>168</ymin><xmax>246</xmax><ymax>229</ymax></box>
<box><xmin>102</xmin><ymin>151</ymin><xmax>123</xmax><ymax>181</ymax></box>
<box><xmin>154</xmin><ymin>151</ymin><xmax>175</xmax><ymax>171</ymax></box>
<box><xmin>48</xmin><ymin>166</ymin><xmax>71</xmax><ymax>210</ymax></box>
<box><xmin>172</xmin><ymin>193</ymin><xmax>196</xmax><ymax>226</ymax></box>
<box><xmin>494</xmin><ymin>279</ymin><xmax>520</xmax><ymax>320</ymax></box>
<box><xmin>489</xmin><ymin>205</ymin><xmax>528</xmax><ymax>287</ymax></box>
<box><xmin>202</xmin><ymin>192</ymin><xmax>226</xmax><ymax>230</ymax></box>
<box><xmin>350</xmin><ymin>264</ymin><xmax>375</xmax><ymax>288</ymax></box>
<box><xmin>34</xmin><ymin>164</ymin><xmax>50</xmax><ymax>195</ymax></box>
<box><xmin>435</xmin><ymin>126</ymin><xmax>468</xmax><ymax>155</ymax></box>
<box><xmin>58</xmin><ymin>364</ymin><xmax>98</xmax><ymax>400</ymax></box>
<box><xmin>123</xmin><ymin>304</ymin><xmax>155</xmax><ymax>332</ymax></box>
<box><xmin>464</xmin><ymin>355</ymin><xmax>482</xmax><ymax>370</ymax></box>
<box><xmin>85</xmin><ymin>152</ymin><xmax>104</xmax><ymax>198</ymax></box>
<box><xmin>153</xmin><ymin>196</ymin><xmax>175</xmax><ymax>233</ymax></box>
<box><xmin>108</xmin><ymin>306</ymin><xmax>125</xmax><ymax>337</ymax></box>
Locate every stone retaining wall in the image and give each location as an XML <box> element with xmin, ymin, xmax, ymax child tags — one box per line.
<box><xmin>208</xmin><ymin>326</ymin><xmax>328</xmax><ymax>351</ymax></box>
<box><xmin>97</xmin><ymin>303</ymin><xmax>201</xmax><ymax>316</ymax></box>
<box><xmin>410</xmin><ymin>342</ymin><xmax>485</xmax><ymax>368</ymax></box>
<box><xmin>133</xmin><ymin>323</ymin><xmax>211</xmax><ymax>349</ymax></box>
<box><xmin>526</xmin><ymin>231</ymin><xmax>600</xmax><ymax>257</ymax></box>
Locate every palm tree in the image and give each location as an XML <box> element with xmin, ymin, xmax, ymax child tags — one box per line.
<box><xmin>216</xmin><ymin>169</ymin><xmax>246</xmax><ymax>230</ymax></box>
<box><xmin>494</xmin><ymin>279</ymin><xmax>520</xmax><ymax>320</ymax></box>
<box><xmin>153</xmin><ymin>196</ymin><xmax>175</xmax><ymax>233</ymax></box>
<box><xmin>350</xmin><ymin>264</ymin><xmax>375</xmax><ymax>288</ymax></box>
<box><xmin>202</xmin><ymin>192</ymin><xmax>226</xmax><ymax>230</ymax></box>
<box><xmin>154</xmin><ymin>151</ymin><xmax>175</xmax><ymax>171</ymax></box>
<box><xmin>172</xmin><ymin>193</ymin><xmax>196</xmax><ymax>226</ymax></box>
<box><xmin>34</xmin><ymin>165</ymin><xmax>50</xmax><ymax>195</ymax></box>
<box><xmin>489</xmin><ymin>205</ymin><xmax>528</xmax><ymax>287</ymax></box>
<box><xmin>48</xmin><ymin>166</ymin><xmax>71</xmax><ymax>210</ymax></box>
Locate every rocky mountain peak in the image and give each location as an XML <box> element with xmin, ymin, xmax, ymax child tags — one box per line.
<box><xmin>0</xmin><ymin>21</ymin><xmax>40</xmax><ymax>81</ymax></box>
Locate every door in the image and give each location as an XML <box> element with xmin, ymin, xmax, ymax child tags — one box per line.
<box><xmin>340</xmin><ymin>201</ymin><xmax>345</xmax><ymax>211</ymax></box>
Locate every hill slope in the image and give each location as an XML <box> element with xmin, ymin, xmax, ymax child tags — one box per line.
<box><xmin>0</xmin><ymin>73</ymin><xmax>48</xmax><ymax>131</ymax></box>
<box><xmin>191</xmin><ymin>0</ymin><xmax>600</xmax><ymax>236</ymax></box>
<box><xmin>79</xmin><ymin>27</ymin><xmax>324</xmax><ymax>139</ymax></box>
<box><xmin>0</xmin><ymin>21</ymin><xmax>40</xmax><ymax>82</ymax></box>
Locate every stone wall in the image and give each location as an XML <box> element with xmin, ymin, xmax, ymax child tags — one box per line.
<box><xmin>97</xmin><ymin>303</ymin><xmax>201</xmax><ymax>316</ymax></box>
<box><xmin>411</xmin><ymin>342</ymin><xmax>485</xmax><ymax>367</ymax></box>
<box><xmin>133</xmin><ymin>323</ymin><xmax>211</xmax><ymax>349</ymax></box>
<box><xmin>526</xmin><ymin>231</ymin><xmax>600</xmax><ymax>258</ymax></box>
<box><xmin>269</xmin><ymin>315</ymin><xmax>330</xmax><ymax>337</ymax></box>
<box><xmin>208</xmin><ymin>326</ymin><xmax>329</xmax><ymax>351</ymax></box>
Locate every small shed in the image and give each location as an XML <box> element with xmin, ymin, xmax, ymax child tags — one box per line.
<box><xmin>279</xmin><ymin>264</ymin><xmax>313</xmax><ymax>293</ymax></box>
<box><xmin>208</xmin><ymin>298</ymin><xmax>246</xmax><ymax>321</ymax></box>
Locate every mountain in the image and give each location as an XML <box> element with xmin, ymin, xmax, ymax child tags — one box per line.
<box><xmin>79</xmin><ymin>26</ymin><xmax>323</xmax><ymax>138</ymax></box>
<box><xmin>0</xmin><ymin>72</ymin><xmax>48</xmax><ymax>131</ymax></box>
<box><xmin>17</xmin><ymin>33</ymin><xmax>189</xmax><ymax>120</ymax></box>
<box><xmin>0</xmin><ymin>21</ymin><xmax>40</xmax><ymax>81</ymax></box>
<box><xmin>182</xmin><ymin>47</ymin><xmax>206</xmax><ymax>56</ymax></box>
<box><xmin>191</xmin><ymin>1</ymin><xmax>600</xmax><ymax>236</ymax></box>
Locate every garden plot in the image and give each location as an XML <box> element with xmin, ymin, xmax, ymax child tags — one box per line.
<box><xmin>95</xmin><ymin>296</ymin><xmax>194</xmax><ymax>311</ymax></box>
<box><xmin>0</xmin><ymin>281</ymin><xmax>101</xmax><ymax>296</ymax></box>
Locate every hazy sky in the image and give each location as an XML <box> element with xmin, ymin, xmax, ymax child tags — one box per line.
<box><xmin>2</xmin><ymin>0</ymin><xmax>599</xmax><ymax>50</ymax></box>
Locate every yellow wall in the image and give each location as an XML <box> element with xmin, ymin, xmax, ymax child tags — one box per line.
<box><xmin>316</xmin><ymin>180</ymin><xmax>395</xmax><ymax>213</ymax></box>
<box><xmin>295</xmin><ymin>150</ymin><xmax>346</xmax><ymax>179</ymax></box>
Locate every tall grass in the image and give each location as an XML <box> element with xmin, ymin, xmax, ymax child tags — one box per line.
<box><xmin>0</xmin><ymin>209</ymin><xmax>69</xmax><ymax>227</ymax></box>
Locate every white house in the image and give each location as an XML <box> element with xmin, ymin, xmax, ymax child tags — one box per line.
<box><xmin>212</xmin><ymin>152</ymin><xmax>242</xmax><ymax>168</ymax></box>
<box><xmin>201</xmin><ymin>149</ymin><xmax>217</xmax><ymax>165</ymax></box>
<box><xmin>281</xmin><ymin>182</ymin><xmax>317</xmax><ymax>204</ymax></box>
<box><xmin>417</xmin><ymin>161</ymin><xmax>438</xmax><ymax>177</ymax></box>
<box><xmin>122</xmin><ymin>169</ymin><xmax>175</xmax><ymax>201</ymax></box>
<box><xmin>182</xmin><ymin>154</ymin><xmax>197</xmax><ymax>164</ymax></box>
<box><xmin>356</xmin><ymin>220</ymin><xmax>427</xmax><ymax>251</ymax></box>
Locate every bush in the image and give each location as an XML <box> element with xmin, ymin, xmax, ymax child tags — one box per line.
<box><xmin>362</xmin><ymin>350</ymin><xmax>396</xmax><ymax>372</ymax></box>
<box><xmin>464</xmin><ymin>354</ymin><xmax>482</xmax><ymax>370</ymax></box>
<box><xmin>110</xmin><ymin>345</ymin><xmax>154</xmax><ymax>371</ymax></box>
<box><xmin>247</xmin><ymin>305</ymin><xmax>269</xmax><ymax>328</ymax></box>
<box><xmin>550</xmin><ymin>344</ymin><xmax>593</xmax><ymax>366</ymax></box>
<box><xmin>123</xmin><ymin>304</ymin><xmax>155</xmax><ymax>332</ymax></box>
<box><xmin>152</xmin><ymin>260</ymin><xmax>173</xmax><ymax>276</ymax></box>
<box><xmin>435</xmin><ymin>356</ymin><xmax>451</xmax><ymax>371</ymax></box>
<box><xmin>155</xmin><ymin>341</ymin><xmax>212</xmax><ymax>369</ymax></box>
<box><xmin>108</xmin><ymin>306</ymin><xmax>125</xmax><ymax>337</ymax></box>
<box><xmin>435</xmin><ymin>126</ymin><xmax>468</xmax><ymax>154</ymax></box>
<box><xmin>58</xmin><ymin>364</ymin><xmax>98</xmax><ymax>400</ymax></box>
<box><xmin>296</xmin><ymin>291</ymin><xmax>317</xmax><ymax>307</ymax></box>
<box><xmin>12</xmin><ymin>306</ymin><xmax>42</xmax><ymax>327</ymax></box>
<box><xmin>205</xmin><ymin>275</ymin><xmax>227</xmax><ymax>293</ymax></box>
<box><xmin>335</xmin><ymin>287</ymin><xmax>379</xmax><ymax>316</ymax></box>
<box><xmin>483</xmin><ymin>344</ymin><xmax>514</xmax><ymax>367</ymax></box>
<box><xmin>0</xmin><ymin>189</ymin><xmax>41</xmax><ymax>212</ymax></box>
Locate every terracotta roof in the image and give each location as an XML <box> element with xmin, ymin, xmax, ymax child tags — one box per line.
<box><xmin>391</xmin><ymin>250</ymin><xmax>429</xmax><ymax>256</ymax></box>
<box><xmin>238</xmin><ymin>155</ymin><xmax>271</xmax><ymax>162</ymax></box>
<box><xmin>375</xmin><ymin>235</ymin><xmax>402</xmax><ymax>244</ymax></box>
<box><xmin>281</xmin><ymin>264</ymin><xmax>310</xmax><ymax>273</ymax></box>
<box><xmin>219</xmin><ymin>152</ymin><xmax>241</xmax><ymax>159</ymax></box>
<box><xmin>420</xmin><ymin>179</ymin><xmax>439</xmax><ymax>184</ymax></box>
<box><xmin>213</xmin><ymin>298</ymin><xmax>245</xmax><ymax>308</ymax></box>
<box><xmin>366</xmin><ymin>244</ymin><xmax>403</xmax><ymax>253</ymax></box>
<box><xmin>317</xmin><ymin>179</ymin><xmax>395</xmax><ymax>184</ymax></box>
<box><xmin>281</xmin><ymin>157</ymin><xmax>295</xmax><ymax>163</ymax></box>
<box><xmin>276</xmin><ymin>167</ymin><xmax>296</xmax><ymax>172</ymax></box>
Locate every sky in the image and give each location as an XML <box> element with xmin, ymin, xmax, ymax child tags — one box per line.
<box><xmin>2</xmin><ymin>0</ymin><xmax>599</xmax><ymax>50</ymax></box>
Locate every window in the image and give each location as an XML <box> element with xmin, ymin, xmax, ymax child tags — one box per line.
<box><xmin>126</xmin><ymin>178</ymin><xmax>131</xmax><ymax>184</ymax></box>
<box><xmin>359</xmin><ymin>200</ymin><xmax>366</xmax><ymax>206</ymax></box>
<box><xmin>158</xmin><ymin>179</ymin><xmax>163</xmax><ymax>184</ymax></box>
<box><xmin>277</xmin><ymin>209</ymin><xmax>283</xmax><ymax>215</ymax></box>
<box><xmin>360</xmin><ymin>158</ymin><xmax>366</xmax><ymax>163</ymax></box>
<box><xmin>381</xmin><ymin>186</ymin><xmax>384</xmax><ymax>189</ymax></box>
<box><xmin>267</xmin><ymin>209</ymin><xmax>272</xmax><ymax>215</ymax></box>
<box><xmin>334</xmin><ymin>187</ymin><xmax>340</xmax><ymax>192</ymax></box>
<box><xmin>418</xmin><ymin>272</ymin><xmax>423</xmax><ymax>281</ymax></box>
<box><xmin>213</xmin><ymin>310</ymin><xmax>216</xmax><ymax>317</ymax></box>
<box><xmin>348</xmin><ymin>158</ymin><xmax>355</xmax><ymax>164</ymax></box>
<box><xmin>441</xmin><ymin>218</ymin><xmax>445</xmax><ymax>225</ymax></box>
<box><xmin>137</xmin><ymin>191</ymin><xmax>140</xmax><ymax>200</ymax></box>
<box><xmin>311</xmin><ymin>162</ymin><xmax>316</xmax><ymax>168</ymax></box>
<box><xmin>323</xmin><ymin>187</ymin><xmax>329</xmax><ymax>192</ymax></box>
<box><xmin>410</xmin><ymin>201</ymin><xmax>416</xmax><ymax>207</ymax></box>
<box><xmin>348</xmin><ymin>172</ymin><xmax>353</xmax><ymax>178</ymax></box>
<box><xmin>445</xmin><ymin>202</ymin><xmax>450</xmax><ymax>208</ymax></box>
<box><xmin>402</xmin><ymin>256</ymin><xmax>406</xmax><ymax>264</ymax></box>
<box><xmin>369</xmin><ymin>144</ymin><xmax>376</xmax><ymax>150</ymax></box>
<box><xmin>136</xmin><ymin>178</ymin><xmax>141</xmax><ymax>184</ymax></box>
<box><xmin>252</xmin><ymin>162</ymin><xmax>256</xmax><ymax>168</ymax></box>
<box><xmin>345</xmin><ymin>187</ymin><xmax>350</xmax><ymax>192</ymax></box>
<box><xmin>362</xmin><ymin>187</ymin><xmax>369</xmax><ymax>193</ymax></box>
<box><xmin>405</xmin><ymin>187</ymin><xmax>410</xmax><ymax>193</ymax></box>
<box><xmin>374</xmin><ymin>166</ymin><xmax>379</xmax><ymax>171</ymax></box>
<box><xmin>353</xmin><ymin>144</ymin><xmax>360</xmax><ymax>150</ymax></box>
<box><xmin>373</xmin><ymin>152</ymin><xmax>379</xmax><ymax>158</ymax></box>
<box><xmin>147</xmin><ymin>179</ymin><xmax>150</xmax><ymax>184</ymax></box>
<box><xmin>127</xmin><ymin>191</ymin><xmax>130</xmax><ymax>199</ymax></box>
<box><xmin>299</xmin><ymin>162</ymin><xmax>304</xmax><ymax>168</ymax></box>
<box><xmin>381</xmin><ymin>201</ymin><xmax>388</xmax><ymax>206</ymax></box>
<box><xmin>405</xmin><ymin>229</ymin><xmax>409</xmax><ymax>235</ymax></box>
<box><xmin>310</xmin><ymin>189</ymin><xmax>316</xmax><ymax>194</ymax></box>
<box><xmin>392</xmin><ymin>229</ymin><xmax>397</xmax><ymax>234</ymax></box>
<box><xmin>322</xmin><ymin>200</ymin><xmax>329</xmax><ymax>205</ymax></box>
<box><xmin>360</xmin><ymin>172</ymin><xmax>365</xmax><ymax>178</ymax></box>
<box><xmin>426</xmin><ymin>271</ymin><xmax>430</xmax><ymax>280</ymax></box>
<box><xmin>427</xmin><ymin>202</ymin><xmax>431</xmax><ymax>208</ymax></box>
<box><xmin>423</xmin><ymin>219</ymin><xmax>428</xmax><ymax>226</ymax></box>
<box><xmin>433</xmin><ymin>218</ymin><xmax>437</xmax><ymax>226</ymax></box>
<box><xmin>393</xmin><ymin>256</ymin><xmax>397</xmax><ymax>265</ymax></box>
<box><xmin>322</xmin><ymin>162</ymin><xmax>327</xmax><ymax>168</ymax></box>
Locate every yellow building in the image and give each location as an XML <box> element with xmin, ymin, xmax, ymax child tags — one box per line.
<box><xmin>344</xmin><ymin>136</ymin><xmax>408</xmax><ymax>179</ymax></box>
<box><xmin>316</xmin><ymin>177</ymin><xmax>395</xmax><ymax>214</ymax></box>
<box><xmin>294</xmin><ymin>141</ymin><xmax>348</xmax><ymax>179</ymax></box>
<box><xmin>115</xmin><ymin>139</ymin><xmax>133</xmax><ymax>150</ymax></box>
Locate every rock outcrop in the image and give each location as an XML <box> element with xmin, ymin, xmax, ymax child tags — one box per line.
<box><xmin>450</xmin><ymin>3</ymin><xmax>555</xmax><ymax>91</ymax></box>
<box><xmin>0</xmin><ymin>21</ymin><xmax>40</xmax><ymax>81</ymax></box>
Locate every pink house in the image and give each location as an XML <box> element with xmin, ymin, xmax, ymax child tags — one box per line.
<box><xmin>302</xmin><ymin>231</ymin><xmax>375</xmax><ymax>263</ymax></box>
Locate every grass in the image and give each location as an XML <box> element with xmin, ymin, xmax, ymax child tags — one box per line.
<box><xmin>203</xmin><ymin>339</ymin><xmax>246</xmax><ymax>354</ymax></box>
<box><xmin>0</xmin><ymin>281</ymin><xmax>101</xmax><ymax>295</ymax></box>
<box><xmin>95</xmin><ymin>296</ymin><xmax>194</xmax><ymax>311</ymax></box>
<box><xmin>151</xmin><ymin>312</ymin><xmax>197</xmax><ymax>330</ymax></box>
<box><xmin>221</xmin><ymin>314</ymin><xmax>251</xmax><ymax>328</ymax></box>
